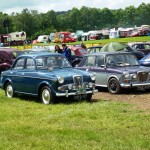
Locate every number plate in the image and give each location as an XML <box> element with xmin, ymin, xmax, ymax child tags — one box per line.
<box><xmin>137</xmin><ymin>85</ymin><xmax>150</xmax><ymax>90</ymax></box>
<box><xmin>74</xmin><ymin>94</ymin><xmax>87</xmax><ymax>100</ymax></box>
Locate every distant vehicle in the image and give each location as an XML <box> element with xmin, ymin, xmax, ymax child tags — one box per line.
<box><xmin>81</xmin><ymin>32</ymin><xmax>90</xmax><ymax>41</ymax></box>
<box><xmin>49</xmin><ymin>33</ymin><xmax>55</xmax><ymax>42</ymax></box>
<box><xmin>128</xmin><ymin>42</ymin><xmax>150</xmax><ymax>55</ymax></box>
<box><xmin>118</xmin><ymin>28</ymin><xmax>133</xmax><ymax>38</ymax></box>
<box><xmin>75</xmin><ymin>30</ymin><xmax>84</xmax><ymax>41</ymax></box>
<box><xmin>7</xmin><ymin>31</ymin><xmax>26</xmax><ymax>46</ymax></box>
<box><xmin>70</xmin><ymin>45</ymin><xmax>88</xmax><ymax>67</ymax></box>
<box><xmin>37</xmin><ymin>35</ymin><xmax>50</xmax><ymax>43</ymax></box>
<box><xmin>0</xmin><ymin>52</ymin><xmax>97</xmax><ymax>104</ymax></box>
<box><xmin>109</xmin><ymin>29</ymin><xmax>119</xmax><ymax>39</ymax></box>
<box><xmin>0</xmin><ymin>47</ymin><xmax>24</xmax><ymax>74</ymax></box>
<box><xmin>88</xmin><ymin>31</ymin><xmax>103</xmax><ymax>40</ymax></box>
<box><xmin>54</xmin><ymin>32</ymin><xmax>76</xmax><ymax>43</ymax></box>
<box><xmin>75</xmin><ymin>52</ymin><xmax>150</xmax><ymax>94</ymax></box>
<box><xmin>0</xmin><ymin>34</ymin><xmax>9</xmax><ymax>46</ymax></box>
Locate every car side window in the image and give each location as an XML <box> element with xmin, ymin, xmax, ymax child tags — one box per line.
<box><xmin>26</xmin><ymin>58</ymin><xmax>35</xmax><ymax>70</ymax></box>
<box><xmin>83</xmin><ymin>56</ymin><xmax>95</xmax><ymax>67</ymax></box>
<box><xmin>13</xmin><ymin>58</ymin><xmax>25</xmax><ymax>70</ymax></box>
<box><xmin>95</xmin><ymin>48</ymin><xmax>101</xmax><ymax>52</ymax></box>
<box><xmin>88</xmin><ymin>48</ymin><xmax>95</xmax><ymax>53</ymax></box>
<box><xmin>145</xmin><ymin>44</ymin><xmax>150</xmax><ymax>49</ymax></box>
<box><xmin>95</xmin><ymin>55</ymin><xmax>104</xmax><ymax>67</ymax></box>
<box><xmin>106</xmin><ymin>55</ymin><xmax>116</xmax><ymax>66</ymax></box>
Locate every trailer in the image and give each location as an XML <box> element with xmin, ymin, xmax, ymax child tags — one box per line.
<box><xmin>7</xmin><ymin>31</ymin><xmax>26</xmax><ymax>46</ymax></box>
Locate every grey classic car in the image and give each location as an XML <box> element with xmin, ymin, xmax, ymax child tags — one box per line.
<box><xmin>76</xmin><ymin>52</ymin><xmax>150</xmax><ymax>94</ymax></box>
<box><xmin>0</xmin><ymin>52</ymin><xmax>97</xmax><ymax>104</ymax></box>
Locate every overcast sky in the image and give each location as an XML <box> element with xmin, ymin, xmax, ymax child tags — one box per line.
<box><xmin>0</xmin><ymin>0</ymin><xmax>149</xmax><ymax>14</ymax></box>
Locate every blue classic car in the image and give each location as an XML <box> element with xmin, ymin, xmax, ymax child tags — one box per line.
<box><xmin>0</xmin><ymin>52</ymin><xmax>97</xmax><ymax>104</ymax></box>
<box><xmin>76</xmin><ymin>52</ymin><xmax>150</xmax><ymax>94</ymax></box>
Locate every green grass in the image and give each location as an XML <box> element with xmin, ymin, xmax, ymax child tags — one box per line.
<box><xmin>12</xmin><ymin>36</ymin><xmax>150</xmax><ymax>50</ymax></box>
<box><xmin>81</xmin><ymin>36</ymin><xmax>150</xmax><ymax>45</ymax></box>
<box><xmin>0</xmin><ymin>89</ymin><xmax>150</xmax><ymax>150</ymax></box>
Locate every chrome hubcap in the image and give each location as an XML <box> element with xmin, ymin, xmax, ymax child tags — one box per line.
<box><xmin>42</xmin><ymin>89</ymin><xmax>50</xmax><ymax>104</ymax></box>
<box><xmin>7</xmin><ymin>85</ymin><xmax>13</xmax><ymax>98</ymax></box>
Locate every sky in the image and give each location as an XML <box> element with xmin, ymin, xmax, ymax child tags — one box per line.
<box><xmin>0</xmin><ymin>0</ymin><xmax>149</xmax><ymax>14</ymax></box>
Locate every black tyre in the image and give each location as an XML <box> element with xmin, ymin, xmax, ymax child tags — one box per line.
<box><xmin>108</xmin><ymin>78</ymin><xmax>121</xmax><ymax>94</ymax></box>
<box><xmin>86</xmin><ymin>93</ymin><xmax>92</xmax><ymax>101</ymax></box>
<box><xmin>5</xmin><ymin>82</ymin><xmax>14</xmax><ymax>98</ymax></box>
<box><xmin>40</xmin><ymin>86</ymin><xmax>55</xmax><ymax>104</ymax></box>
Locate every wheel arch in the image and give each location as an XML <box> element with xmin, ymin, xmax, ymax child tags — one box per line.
<box><xmin>37</xmin><ymin>82</ymin><xmax>51</xmax><ymax>97</ymax></box>
<box><xmin>3</xmin><ymin>79</ymin><xmax>12</xmax><ymax>90</ymax></box>
<box><xmin>107</xmin><ymin>75</ymin><xmax>120</xmax><ymax>85</ymax></box>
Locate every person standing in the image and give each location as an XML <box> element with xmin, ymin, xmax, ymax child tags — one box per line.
<box><xmin>62</xmin><ymin>43</ymin><xmax>72</xmax><ymax>63</ymax></box>
<box><xmin>55</xmin><ymin>45</ymin><xmax>62</xmax><ymax>54</ymax></box>
<box><xmin>80</xmin><ymin>42</ymin><xmax>87</xmax><ymax>49</ymax></box>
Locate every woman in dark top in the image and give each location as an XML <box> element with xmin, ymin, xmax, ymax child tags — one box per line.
<box><xmin>55</xmin><ymin>45</ymin><xmax>62</xmax><ymax>54</ymax></box>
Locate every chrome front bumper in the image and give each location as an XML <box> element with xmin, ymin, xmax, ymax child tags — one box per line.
<box><xmin>120</xmin><ymin>82</ymin><xmax>150</xmax><ymax>88</ymax></box>
<box><xmin>56</xmin><ymin>89</ymin><xmax>98</xmax><ymax>97</ymax></box>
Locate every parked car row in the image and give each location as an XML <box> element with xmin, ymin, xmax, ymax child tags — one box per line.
<box><xmin>0</xmin><ymin>42</ymin><xmax>150</xmax><ymax>105</ymax></box>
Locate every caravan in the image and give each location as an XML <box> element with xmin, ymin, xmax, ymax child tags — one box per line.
<box><xmin>7</xmin><ymin>31</ymin><xmax>26</xmax><ymax>45</ymax></box>
<box><xmin>54</xmin><ymin>32</ymin><xmax>76</xmax><ymax>43</ymax></box>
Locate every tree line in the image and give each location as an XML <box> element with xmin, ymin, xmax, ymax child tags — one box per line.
<box><xmin>0</xmin><ymin>2</ymin><xmax>149</xmax><ymax>40</ymax></box>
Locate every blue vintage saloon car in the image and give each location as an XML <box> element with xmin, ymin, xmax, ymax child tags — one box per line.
<box><xmin>0</xmin><ymin>52</ymin><xmax>97</xmax><ymax>104</ymax></box>
<box><xmin>76</xmin><ymin>52</ymin><xmax>150</xmax><ymax>94</ymax></box>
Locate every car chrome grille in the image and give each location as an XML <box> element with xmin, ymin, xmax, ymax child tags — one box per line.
<box><xmin>137</xmin><ymin>71</ymin><xmax>149</xmax><ymax>82</ymax></box>
<box><xmin>73</xmin><ymin>75</ymin><xmax>83</xmax><ymax>88</ymax></box>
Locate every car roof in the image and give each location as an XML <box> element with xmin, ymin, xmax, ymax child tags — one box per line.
<box><xmin>87</xmin><ymin>45</ymin><xmax>102</xmax><ymax>48</ymax></box>
<box><xmin>0</xmin><ymin>47</ymin><xmax>18</xmax><ymax>52</ymax></box>
<box><xmin>18</xmin><ymin>52</ymin><xmax>62</xmax><ymax>58</ymax></box>
<box><xmin>86</xmin><ymin>51</ymin><xmax>132</xmax><ymax>56</ymax></box>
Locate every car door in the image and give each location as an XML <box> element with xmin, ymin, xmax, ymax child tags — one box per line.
<box><xmin>77</xmin><ymin>55</ymin><xmax>107</xmax><ymax>86</ymax></box>
<box><xmin>11</xmin><ymin>57</ymin><xmax>26</xmax><ymax>92</ymax></box>
<box><xmin>12</xmin><ymin>57</ymin><xmax>36</xmax><ymax>94</ymax></box>
<box><xmin>20</xmin><ymin>58</ymin><xmax>37</xmax><ymax>94</ymax></box>
<box><xmin>90</xmin><ymin>55</ymin><xmax>108</xmax><ymax>86</ymax></box>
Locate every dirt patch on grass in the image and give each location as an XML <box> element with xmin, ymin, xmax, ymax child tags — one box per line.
<box><xmin>92</xmin><ymin>88</ymin><xmax>150</xmax><ymax>110</ymax></box>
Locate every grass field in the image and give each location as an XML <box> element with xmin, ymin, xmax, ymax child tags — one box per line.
<box><xmin>36</xmin><ymin>36</ymin><xmax>150</xmax><ymax>46</ymax></box>
<box><xmin>11</xmin><ymin>36</ymin><xmax>150</xmax><ymax>50</ymax></box>
<box><xmin>0</xmin><ymin>89</ymin><xmax>150</xmax><ymax>150</ymax></box>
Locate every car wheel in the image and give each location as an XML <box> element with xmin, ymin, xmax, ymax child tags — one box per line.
<box><xmin>108</xmin><ymin>78</ymin><xmax>121</xmax><ymax>94</ymax></box>
<box><xmin>86</xmin><ymin>93</ymin><xmax>92</xmax><ymax>101</ymax></box>
<box><xmin>40</xmin><ymin>86</ymin><xmax>55</xmax><ymax>104</ymax></box>
<box><xmin>5</xmin><ymin>82</ymin><xmax>14</xmax><ymax>98</ymax></box>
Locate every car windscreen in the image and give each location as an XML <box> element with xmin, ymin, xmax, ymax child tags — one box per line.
<box><xmin>35</xmin><ymin>56</ymin><xmax>72</xmax><ymax>69</ymax></box>
<box><xmin>106</xmin><ymin>54</ymin><xmax>139</xmax><ymax>67</ymax></box>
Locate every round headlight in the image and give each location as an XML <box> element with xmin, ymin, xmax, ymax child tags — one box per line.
<box><xmin>123</xmin><ymin>72</ymin><xmax>130</xmax><ymax>78</ymax></box>
<box><xmin>57</xmin><ymin>76</ymin><xmax>64</xmax><ymax>84</ymax></box>
<box><xmin>89</xmin><ymin>73</ymin><xmax>96</xmax><ymax>81</ymax></box>
<box><xmin>132</xmin><ymin>74</ymin><xmax>137</xmax><ymax>79</ymax></box>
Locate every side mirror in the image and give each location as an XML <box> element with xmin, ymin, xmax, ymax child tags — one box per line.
<box><xmin>101</xmin><ymin>65</ymin><xmax>106</xmax><ymax>68</ymax></box>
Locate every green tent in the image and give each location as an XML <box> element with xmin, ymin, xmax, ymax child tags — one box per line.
<box><xmin>100</xmin><ymin>42</ymin><xmax>128</xmax><ymax>52</ymax></box>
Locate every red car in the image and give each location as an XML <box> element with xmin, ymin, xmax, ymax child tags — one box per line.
<box><xmin>0</xmin><ymin>48</ymin><xmax>29</xmax><ymax>74</ymax></box>
<box><xmin>70</xmin><ymin>45</ymin><xmax>88</xmax><ymax>67</ymax></box>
